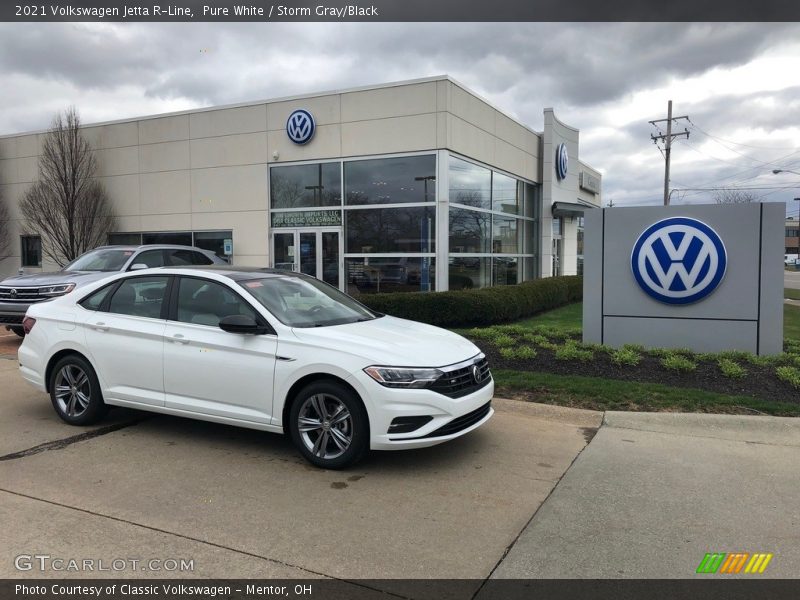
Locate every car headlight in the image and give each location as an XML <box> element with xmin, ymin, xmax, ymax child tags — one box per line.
<box><xmin>363</xmin><ymin>366</ymin><xmax>443</xmax><ymax>389</ymax></box>
<box><xmin>39</xmin><ymin>283</ymin><xmax>76</xmax><ymax>297</ymax></box>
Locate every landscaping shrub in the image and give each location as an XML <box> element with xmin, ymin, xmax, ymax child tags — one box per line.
<box><xmin>554</xmin><ymin>340</ymin><xmax>594</xmax><ymax>362</ymax></box>
<box><xmin>500</xmin><ymin>346</ymin><xmax>537</xmax><ymax>360</ymax></box>
<box><xmin>611</xmin><ymin>347</ymin><xmax>641</xmax><ymax>366</ymax></box>
<box><xmin>776</xmin><ymin>366</ymin><xmax>800</xmax><ymax>388</ymax></box>
<box><xmin>358</xmin><ymin>276</ymin><xmax>582</xmax><ymax>328</ymax></box>
<box><xmin>718</xmin><ymin>358</ymin><xmax>747</xmax><ymax>379</ymax></box>
<box><xmin>661</xmin><ymin>353</ymin><xmax>697</xmax><ymax>372</ymax></box>
<box><xmin>492</xmin><ymin>334</ymin><xmax>516</xmax><ymax>348</ymax></box>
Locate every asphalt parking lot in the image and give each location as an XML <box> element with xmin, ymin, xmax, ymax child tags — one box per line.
<box><xmin>1</xmin><ymin>332</ymin><xmax>798</xmax><ymax>588</ymax></box>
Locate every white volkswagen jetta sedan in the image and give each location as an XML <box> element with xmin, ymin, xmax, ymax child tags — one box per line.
<box><xmin>18</xmin><ymin>267</ymin><xmax>493</xmax><ymax>469</ymax></box>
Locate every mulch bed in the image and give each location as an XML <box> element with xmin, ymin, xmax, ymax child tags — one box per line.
<box><xmin>471</xmin><ymin>338</ymin><xmax>800</xmax><ymax>405</ymax></box>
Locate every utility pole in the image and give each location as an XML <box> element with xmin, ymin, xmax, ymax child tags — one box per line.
<box><xmin>649</xmin><ymin>101</ymin><xmax>689</xmax><ymax>205</ymax></box>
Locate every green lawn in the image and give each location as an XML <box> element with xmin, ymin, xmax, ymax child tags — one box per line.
<box><xmin>494</xmin><ymin>370</ymin><xmax>800</xmax><ymax>416</ymax></box>
<box><xmin>477</xmin><ymin>298</ymin><xmax>800</xmax><ymax>416</ymax></box>
<box><xmin>517</xmin><ymin>299</ymin><xmax>800</xmax><ymax>342</ymax></box>
<box><xmin>785</xmin><ymin>288</ymin><xmax>800</xmax><ymax>301</ymax></box>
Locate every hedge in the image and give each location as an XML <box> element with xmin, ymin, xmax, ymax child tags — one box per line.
<box><xmin>358</xmin><ymin>276</ymin><xmax>582</xmax><ymax>328</ymax></box>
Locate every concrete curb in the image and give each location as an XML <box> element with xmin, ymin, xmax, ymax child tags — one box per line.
<box><xmin>493</xmin><ymin>397</ymin><xmax>603</xmax><ymax>428</ymax></box>
<box><xmin>603</xmin><ymin>410</ymin><xmax>800</xmax><ymax>446</ymax></box>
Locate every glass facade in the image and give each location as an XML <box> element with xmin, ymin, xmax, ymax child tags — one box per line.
<box><xmin>448</xmin><ymin>156</ymin><xmax>540</xmax><ymax>289</ymax></box>
<box><xmin>268</xmin><ymin>152</ymin><xmax>540</xmax><ymax>294</ymax></box>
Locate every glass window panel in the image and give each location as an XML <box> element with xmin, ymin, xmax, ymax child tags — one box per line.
<box><xmin>492</xmin><ymin>172</ymin><xmax>521</xmax><ymax>214</ymax></box>
<box><xmin>449</xmin><ymin>207</ymin><xmax>490</xmax><ymax>254</ymax></box>
<box><xmin>552</xmin><ymin>217</ymin><xmax>562</xmax><ymax>237</ymax></box>
<box><xmin>299</xmin><ymin>232</ymin><xmax>317</xmax><ymax>276</ymax></box>
<box><xmin>270</xmin><ymin>162</ymin><xmax>341</xmax><ymax>209</ymax></box>
<box><xmin>193</xmin><ymin>230</ymin><xmax>232</xmax><ymax>261</ymax></box>
<box><xmin>449</xmin><ymin>257</ymin><xmax>491</xmax><ymax>290</ymax></box>
<box><xmin>21</xmin><ymin>236</ymin><xmax>41</xmax><ymax>267</ymax></box>
<box><xmin>107</xmin><ymin>276</ymin><xmax>169</xmax><ymax>319</ymax></box>
<box><xmin>345</xmin><ymin>258</ymin><xmax>434</xmax><ymax>295</ymax></box>
<box><xmin>344</xmin><ymin>155</ymin><xmax>436</xmax><ymax>205</ymax></box>
<box><xmin>524</xmin><ymin>183</ymin><xmax>541</xmax><ymax>219</ymax></box>
<box><xmin>492</xmin><ymin>215</ymin><xmax>520</xmax><ymax>254</ymax></box>
<box><xmin>321</xmin><ymin>232</ymin><xmax>340</xmax><ymax>287</ymax></box>
<box><xmin>142</xmin><ymin>231</ymin><xmax>192</xmax><ymax>246</ymax></box>
<box><xmin>449</xmin><ymin>156</ymin><xmax>491</xmax><ymax>209</ymax></box>
<box><xmin>345</xmin><ymin>207</ymin><xmax>435</xmax><ymax>254</ymax></box>
<box><xmin>176</xmin><ymin>277</ymin><xmax>257</xmax><ymax>327</ymax></box>
<box><xmin>133</xmin><ymin>250</ymin><xmax>164</xmax><ymax>268</ymax></box>
<box><xmin>108</xmin><ymin>233</ymin><xmax>143</xmax><ymax>246</ymax></box>
<box><xmin>273</xmin><ymin>233</ymin><xmax>295</xmax><ymax>271</ymax></box>
<box><xmin>493</xmin><ymin>257</ymin><xmax>518</xmax><ymax>286</ymax></box>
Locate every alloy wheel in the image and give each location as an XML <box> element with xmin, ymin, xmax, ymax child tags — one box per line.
<box><xmin>297</xmin><ymin>393</ymin><xmax>353</xmax><ymax>459</ymax></box>
<box><xmin>54</xmin><ymin>364</ymin><xmax>91</xmax><ymax>418</ymax></box>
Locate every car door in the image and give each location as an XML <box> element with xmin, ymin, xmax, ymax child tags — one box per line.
<box><xmin>81</xmin><ymin>275</ymin><xmax>170</xmax><ymax>407</ymax></box>
<box><xmin>162</xmin><ymin>276</ymin><xmax>278</xmax><ymax>424</ymax></box>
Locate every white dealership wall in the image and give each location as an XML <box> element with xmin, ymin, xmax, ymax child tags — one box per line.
<box><xmin>0</xmin><ymin>75</ymin><xmax>602</xmax><ymax>280</ymax></box>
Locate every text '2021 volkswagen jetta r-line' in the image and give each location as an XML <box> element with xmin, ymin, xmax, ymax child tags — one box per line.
<box><xmin>18</xmin><ymin>267</ymin><xmax>494</xmax><ymax>468</ymax></box>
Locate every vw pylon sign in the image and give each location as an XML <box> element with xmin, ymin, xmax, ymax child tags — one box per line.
<box><xmin>286</xmin><ymin>109</ymin><xmax>315</xmax><ymax>145</ymax></box>
<box><xmin>631</xmin><ymin>217</ymin><xmax>727</xmax><ymax>305</ymax></box>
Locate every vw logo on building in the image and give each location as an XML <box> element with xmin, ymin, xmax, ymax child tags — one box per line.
<box><xmin>286</xmin><ymin>109</ymin><xmax>315</xmax><ymax>145</ymax></box>
<box><xmin>555</xmin><ymin>142</ymin><xmax>568</xmax><ymax>180</ymax></box>
<box><xmin>631</xmin><ymin>217</ymin><xmax>727</xmax><ymax>305</ymax></box>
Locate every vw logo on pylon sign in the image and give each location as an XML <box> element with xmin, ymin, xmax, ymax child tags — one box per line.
<box><xmin>286</xmin><ymin>109</ymin><xmax>315</xmax><ymax>145</ymax></box>
<box><xmin>555</xmin><ymin>142</ymin><xmax>568</xmax><ymax>180</ymax></box>
<box><xmin>631</xmin><ymin>217</ymin><xmax>727</xmax><ymax>305</ymax></box>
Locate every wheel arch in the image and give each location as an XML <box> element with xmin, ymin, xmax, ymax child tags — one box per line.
<box><xmin>280</xmin><ymin>373</ymin><xmax>367</xmax><ymax>433</ymax></box>
<box><xmin>45</xmin><ymin>349</ymin><xmax>94</xmax><ymax>394</ymax></box>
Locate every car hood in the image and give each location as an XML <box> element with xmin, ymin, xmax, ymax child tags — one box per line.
<box><xmin>289</xmin><ymin>315</ymin><xmax>482</xmax><ymax>367</ymax></box>
<box><xmin>0</xmin><ymin>271</ymin><xmax>110</xmax><ymax>287</ymax></box>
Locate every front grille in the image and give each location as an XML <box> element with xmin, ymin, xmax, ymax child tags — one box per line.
<box><xmin>0</xmin><ymin>315</ymin><xmax>24</xmax><ymax>324</ymax></box>
<box><xmin>429</xmin><ymin>356</ymin><xmax>491</xmax><ymax>399</ymax></box>
<box><xmin>419</xmin><ymin>402</ymin><xmax>492</xmax><ymax>439</ymax></box>
<box><xmin>0</xmin><ymin>286</ymin><xmax>47</xmax><ymax>303</ymax></box>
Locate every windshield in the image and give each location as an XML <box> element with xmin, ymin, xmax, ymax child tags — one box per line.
<box><xmin>64</xmin><ymin>248</ymin><xmax>135</xmax><ymax>272</ymax></box>
<box><xmin>239</xmin><ymin>276</ymin><xmax>379</xmax><ymax>328</ymax></box>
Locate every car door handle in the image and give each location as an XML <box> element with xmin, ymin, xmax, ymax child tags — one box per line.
<box><xmin>171</xmin><ymin>334</ymin><xmax>189</xmax><ymax>345</ymax></box>
<box><xmin>92</xmin><ymin>322</ymin><xmax>110</xmax><ymax>332</ymax></box>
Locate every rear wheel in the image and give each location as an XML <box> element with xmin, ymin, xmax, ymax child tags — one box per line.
<box><xmin>49</xmin><ymin>355</ymin><xmax>108</xmax><ymax>425</ymax></box>
<box><xmin>288</xmin><ymin>380</ymin><xmax>369</xmax><ymax>469</ymax></box>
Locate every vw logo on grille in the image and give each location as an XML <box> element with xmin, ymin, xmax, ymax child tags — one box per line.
<box><xmin>555</xmin><ymin>142</ymin><xmax>568</xmax><ymax>180</ymax></box>
<box><xmin>286</xmin><ymin>109</ymin><xmax>316</xmax><ymax>145</ymax></box>
<box><xmin>631</xmin><ymin>217</ymin><xmax>727</xmax><ymax>305</ymax></box>
<box><xmin>472</xmin><ymin>364</ymin><xmax>482</xmax><ymax>383</ymax></box>
<box><xmin>9</xmin><ymin>288</ymin><xmax>17</xmax><ymax>297</ymax></box>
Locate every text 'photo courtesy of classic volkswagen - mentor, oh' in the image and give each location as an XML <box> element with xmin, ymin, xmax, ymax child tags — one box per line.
<box><xmin>17</xmin><ymin>266</ymin><xmax>494</xmax><ymax>469</ymax></box>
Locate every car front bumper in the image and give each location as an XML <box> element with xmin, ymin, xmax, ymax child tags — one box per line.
<box><xmin>347</xmin><ymin>370</ymin><xmax>495</xmax><ymax>450</ymax></box>
<box><xmin>0</xmin><ymin>301</ymin><xmax>31</xmax><ymax>327</ymax></box>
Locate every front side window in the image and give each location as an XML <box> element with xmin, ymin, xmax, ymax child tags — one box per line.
<box><xmin>176</xmin><ymin>277</ymin><xmax>258</xmax><ymax>327</ymax></box>
<box><xmin>21</xmin><ymin>236</ymin><xmax>42</xmax><ymax>267</ymax></box>
<box><xmin>65</xmin><ymin>248</ymin><xmax>136</xmax><ymax>272</ymax></box>
<box><xmin>241</xmin><ymin>275</ymin><xmax>377</xmax><ymax>328</ymax></box>
<box><xmin>132</xmin><ymin>250</ymin><xmax>164</xmax><ymax>269</ymax></box>
<box><xmin>107</xmin><ymin>277</ymin><xmax>169</xmax><ymax>319</ymax></box>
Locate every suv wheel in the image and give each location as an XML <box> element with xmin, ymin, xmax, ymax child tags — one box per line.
<box><xmin>49</xmin><ymin>355</ymin><xmax>108</xmax><ymax>425</ymax></box>
<box><xmin>288</xmin><ymin>380</ymin><xmax>369</xmax><ymax>469</ymax></box>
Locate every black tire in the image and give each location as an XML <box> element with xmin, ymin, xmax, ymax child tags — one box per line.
<box><xmin>288</xmin><ymin>380</ymin><xmax>369</xmax><ymax>469</ymax></box>
<box><xmin>49</xmin><ymin>354</ymin><xmax>108</xmax><ymax>426</ymax></box>
<box><xmin>9</xmin><ymin>327</ymin><xmax>24</xmax><ymax>338</ymax></box>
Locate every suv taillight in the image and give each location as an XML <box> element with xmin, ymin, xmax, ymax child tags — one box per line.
<box><xmin>22</xmin><ymin>317</ymin><xmax>36</xmax><ymax>334</ymax></box>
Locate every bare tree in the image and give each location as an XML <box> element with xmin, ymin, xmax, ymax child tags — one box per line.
<box><xmin>20</xmin><ymin>107</ymin><xmax>115</xmax><ymax>267</ymax></box>
<box><xmin>713</xmin><ymin>189</ymin><xmax>758</xmax><ymax>204</ymax></box>
<box><xmin>0</xmin><ymin>190</ymin><xmax>11</xmax><ymax>266</ymax></box>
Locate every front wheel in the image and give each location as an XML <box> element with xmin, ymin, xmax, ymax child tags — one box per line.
<box><xmin>49</xmin><ymin>355</ymin><xmax>108</xmax><ymax>425</ymax></box>
<box><xmin>288</xmin><ymin>381</ymin><xmax>369</xmax><ymax>469</ymax></box>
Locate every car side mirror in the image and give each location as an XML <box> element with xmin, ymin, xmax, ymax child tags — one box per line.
<box><xmin>129</xmin><ymin>263</ymin><xmax>149</xmax><ymax>271</ymax></box>
<box><xmin>219</xmin><ymin>314</ymin><xmax>269</xmax><ymax>335</ymax></box>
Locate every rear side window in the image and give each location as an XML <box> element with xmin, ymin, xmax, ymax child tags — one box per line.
<box><xmin>107</xmin><ymin>277</ymin><xmax>170</xmax><ymax>319</ymax></box>
<box><xmin>166</xmin><ymin>249</ymin><xmax>214</xmax><ymax>266</ymax></box>
<box><xmin>79</xmin><ymin>284</ymin><xmax>115</xmax><ymax>311</ymax></box>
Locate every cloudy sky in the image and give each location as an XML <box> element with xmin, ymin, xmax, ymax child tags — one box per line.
<box><xmin>1</xmin><ymin>22</ymin><xmax>799</xmax><ymax>214</ymax></box>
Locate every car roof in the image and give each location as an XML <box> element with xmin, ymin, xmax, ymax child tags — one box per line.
<box><xmin>152</xmin><ymin>266</ymin><xmax>306</xmax><ymax>282</ymax></box>
<box><xmin>92</xmin><ymin>244</ymin><xmax>213</xmax><ymax>252</ymax></box>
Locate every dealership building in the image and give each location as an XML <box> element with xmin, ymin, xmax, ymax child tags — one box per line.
<box><xmin>0</xmin><ymin>76</ymin><xmax>602</xmax><ymax>293</ymax></box>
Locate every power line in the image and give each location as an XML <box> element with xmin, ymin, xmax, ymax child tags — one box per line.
<box><xmin>686</xmin><ymin>120</ymin><xmax>799</xmax><ymax>152</ymax></box>
<box><xmin>649</xmin><ymin>100</ymin><xmax>689</xmax><ymax>206</ymax></box>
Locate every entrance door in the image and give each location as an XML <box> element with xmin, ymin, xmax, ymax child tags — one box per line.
<box><xmin>271</xmin><ymin>229</ymin><xmax>341</xmax><ymax>289</ymax></box>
